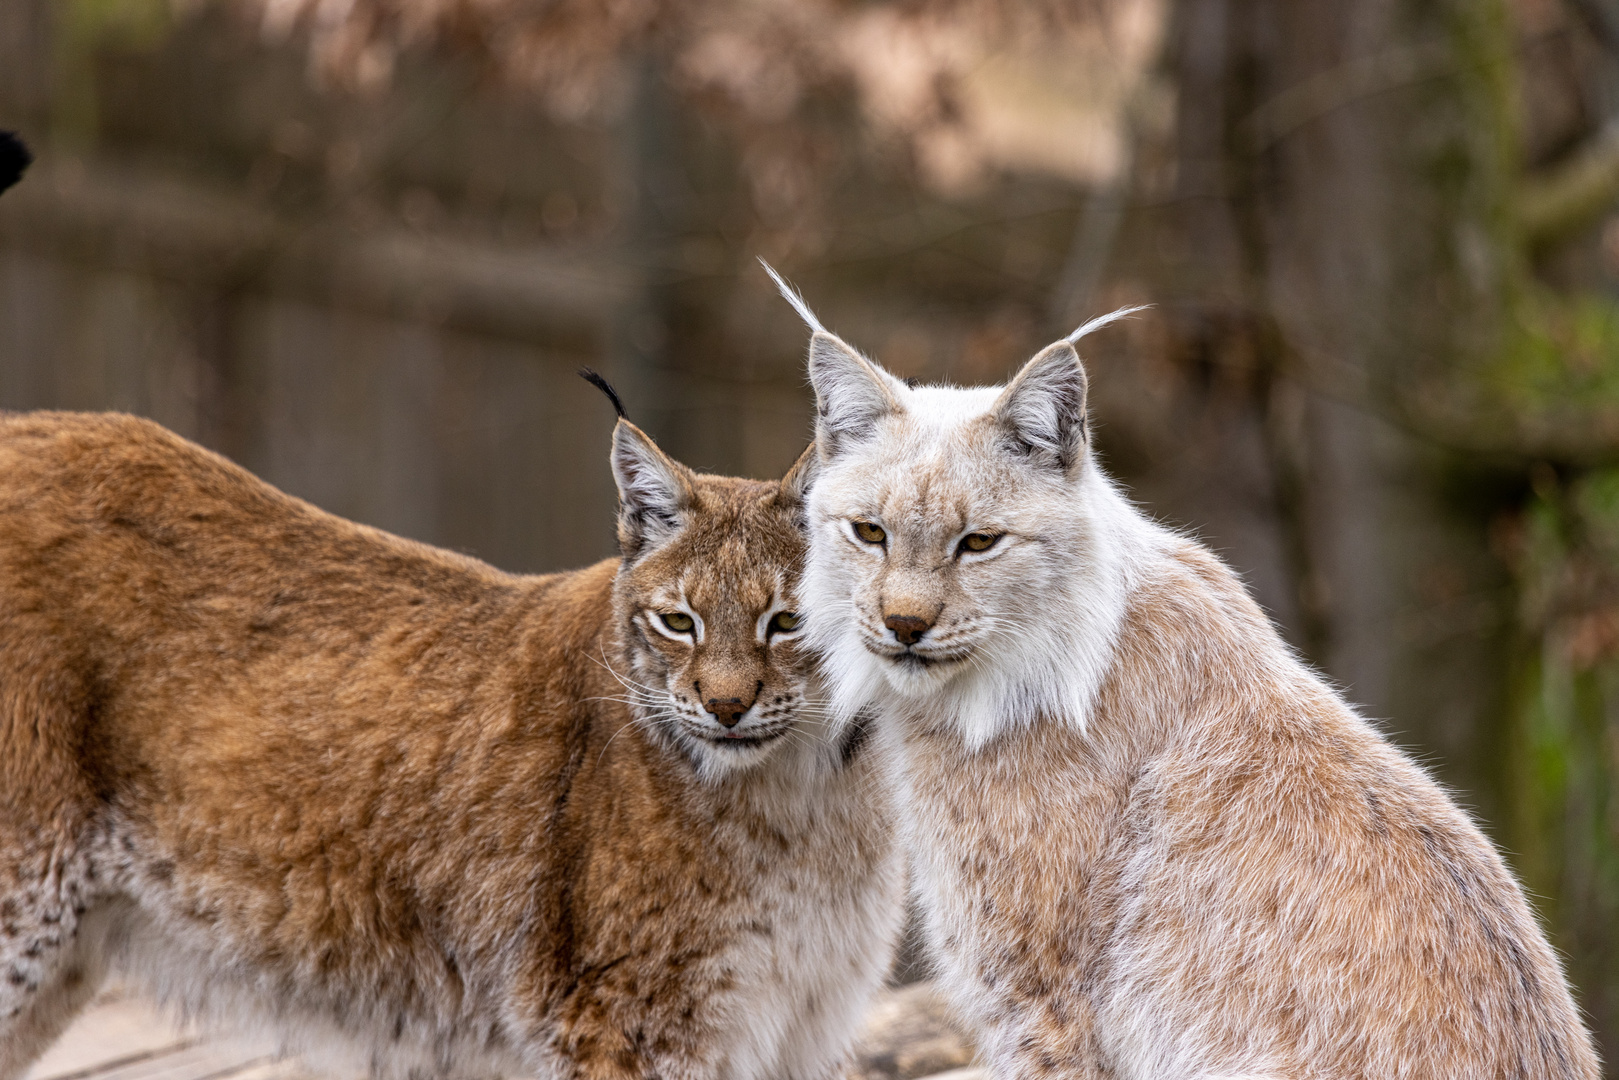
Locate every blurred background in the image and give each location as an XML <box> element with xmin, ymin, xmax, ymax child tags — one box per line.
<box><xmin>2</xmin><ymin>0</ymin><xmax>1618</xmax><ymax>1068</ymax></box>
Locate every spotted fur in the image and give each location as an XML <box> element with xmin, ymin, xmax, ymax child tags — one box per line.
<box><xmin>787</xmin><ymin>308</ymin><xmax>1601</xmax><ymax>1079</ymax></box>
<box><xmin>0</xmin><ymin>411</ymin><xmax>904</xmax><ymax>1080</ymax></box>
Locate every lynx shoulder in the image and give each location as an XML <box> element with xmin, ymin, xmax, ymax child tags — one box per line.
<box><xmin>0</xmin><ymin>410</ymin><xmax>904</xmax><ymax>1080</ymax></box>
<box><xmin>779</xmin><ymin>286</ymin><xmax>1601</xmax><ymax>1080</ymax></box>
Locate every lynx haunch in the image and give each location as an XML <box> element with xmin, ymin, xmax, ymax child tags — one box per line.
<box><xmin>769</xmin><ymin>266</ymin><xmax>1602</xmax><ymax>1080</ymax></box>
<box><xmin>0</xmin><ymin>410</ymin><xmax>903</xmax><ymax>1080</ymax></box>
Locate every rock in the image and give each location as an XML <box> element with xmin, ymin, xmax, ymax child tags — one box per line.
<box><xmin>846</xmin><ymin>981</ymin><xmax>978</xmax><ymax>1079</ymax></box>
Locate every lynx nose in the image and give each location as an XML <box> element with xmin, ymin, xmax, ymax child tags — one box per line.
<box><xmin>705</xmin><ymin>698</ymin><xmax>747</xmax><ymax>728</ymax></box>
<box><xmin>884</xmin><ymin>614</ymin><xmax>933</xmax><ymax>646</ymax></box>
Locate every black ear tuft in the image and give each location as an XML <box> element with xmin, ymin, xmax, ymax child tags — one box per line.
<box><xmin>0</xmin><ymin>132</ymin><xmax>32</xmax><ymax>195</ymax></box>
<box><xmin>610</xmin><ymin>420</ymin><xmax>692</xmax><ymax>559</ymax></box>
<box><xmin>578</xmin><ymin>368</ymin><xmax>628</xmax><ymax>419</ymax></box>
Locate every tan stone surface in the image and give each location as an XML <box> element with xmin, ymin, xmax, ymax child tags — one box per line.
<box><xmin>845</xmin><ymin>982</ymin><xmax>979</xmax><ymax>1080</ymax></box>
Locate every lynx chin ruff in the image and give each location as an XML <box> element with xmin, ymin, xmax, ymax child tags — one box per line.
<box><xmin>0</xmin><ymin>411</ymin><xmax>903</xmax><ymax>1080</ymax></box>
<box><xmin>768</xmin><ymin>269</ymin><xmax>1600</xmax><ymax>1079</ymax></box>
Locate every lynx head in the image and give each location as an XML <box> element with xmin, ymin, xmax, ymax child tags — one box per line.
<box><xmin>767</xmin><ymin>272</ymin><xmax>1150</xmax><ymax>749</ymax></box>
<box><xmin>606</xmin><ymin>416</ymin><xmax>822</xmax><ymax>779</ymax></box>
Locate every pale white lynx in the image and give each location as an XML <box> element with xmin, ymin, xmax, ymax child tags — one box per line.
<box><xmin>766</xmin><ymin>265</ymin><xmax>1600</xmax><ymax>1080</ymax></box>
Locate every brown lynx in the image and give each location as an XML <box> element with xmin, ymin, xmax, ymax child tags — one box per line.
<box><xmin>766</xmin><ymin>264</ymin><xmax>1601</xmax><ymax>1080</ymax></box>
<box><xmin>0</xmin><ymin>408</ymin><xmax>903</xmax><ymax>1080</ymax></box>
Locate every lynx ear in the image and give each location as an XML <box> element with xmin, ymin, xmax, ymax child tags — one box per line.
<box><xmin>611</xmin><ymin>420</ymin><xmax>695</xmax><ymax>558</ymax></box>
<box><xmin>777</xmin><ymin>440</ymin><xmax>818</xmax><ymax>507</ymax></box>
<box><xmin>808</xmin><ymin>332</ymin><xmax>908</xmax><ymax>458</ymax></box>
<box><xmin>762</xmin><ymin>260</ymin><xmax>907</xmax><ymax>459</ymax></box>
<box><xmin>992</xmin><ymin>341</ymin><xmax>1090</xmax><ymax>475</ymax></box>
<box><xmin>992</xmin><ymin>303</ymin><xmax>1144</xmax><ymax>474</ymax></box>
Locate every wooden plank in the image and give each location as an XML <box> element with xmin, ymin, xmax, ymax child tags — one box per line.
<box><xmin>63</xmin><ymin>1044</ymin><xmax>269</xmax><ymax>1080</ymax></box>
<box><xmin>25</xmin><ymin>990</ymin><xmax>192</xmax><ymax>1080</ymax></box>
<box><xmin>0</xmin><ymin>156</ymin><xmax>627</xmax><ymax>351</ymax></box>
<box><xmin>27</xmin><ymin>981</ymin><xmax>977</xmax><ymax>1080</ymax></box>
<box><xmin>24</xmin><ymin>989</ymin><xmax>299</xmax><ymax>1080</ymax></box>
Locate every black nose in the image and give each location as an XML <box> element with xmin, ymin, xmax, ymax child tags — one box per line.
<box><xmin>705</xmin><ymin>698</ymin><xmax>746</xmax><ymax>728</ymax></box>
<box><xmin>884</xmin><ymin>614</ymin><xmax>933</xmax><ymax>646</ymax></box>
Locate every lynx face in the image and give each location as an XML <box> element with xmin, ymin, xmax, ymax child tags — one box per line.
<box><xmin>790</xmin><ymin>322</ymin><xmax>1143</xmax><ymax>749</ymax></box>
<box><xmin>609</xmin><ymin>420</ymin><xmax>820</xmax><ymax>778</ymax></box>
<box><xmin>807</xmin><ymin>391</ymin><xmax>1072</xmax><ymax>699</ymax></box>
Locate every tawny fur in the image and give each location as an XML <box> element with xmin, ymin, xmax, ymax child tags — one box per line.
<box><xmin>0</xmin><ymin>411</ymin><xmax>904</xmax><ymax>1080</ymax></box>
<box><xmin>784</xmin><ymin>302</ymin><xmax>1602</xmax><ymax>1079</ymax></box>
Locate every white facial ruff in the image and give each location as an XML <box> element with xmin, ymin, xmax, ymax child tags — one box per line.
<box><xmin>801</xmin><ymin>432</ymin><xmax>1158</xmax><ymax>751</ymax></box>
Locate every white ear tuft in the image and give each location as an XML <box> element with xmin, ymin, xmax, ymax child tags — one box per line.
<box><xmin>992</xmin><ymin>341</ymin><xmax>1089</xmax><ymax>474</ymax></box>
<box><xmin>759</xmin><ymin>258</ymin><xmax>826</xmax><ymax>334</ymax></box>
<box><xmin>610</xmin><ymin>420</ymin><xmax>693</xmax><ymax>557</ymax></box>
<box><xmin>808</xmin><ymin>332</ymin><xmax>908</xmax><ymax>457</ymax></box>
<box><xmin>990</xmin><ymin>305</ymin><xmax>1142</xmax><ymax>475</ymax></box>
<box><xmin>1064</xmin><ymin>304</ymin><xmax>1150</xmax><ymax>346</ymax></box>
<box><xmin>765</xmin><ymin>260</ymin><xmax>908</xmax><ymax>456</ymax></box>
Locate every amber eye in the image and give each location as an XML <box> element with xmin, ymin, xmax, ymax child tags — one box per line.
<box><xmin>769</xmin><ymin>611</ymin><xmax>800</xmax><ymax>636</ymax></box>
<box><xmin>959</xmin><ymin>532</ymin><xmax>1001</xmax><ymax>554</ymax></box>
<box><xmin>659</xmin><ymin>611</ymin><xmax>695</xmax><ymax>633</ymax></box>
<box><xmin>853</xmin><ymin>521</ymin><xmax>887</xmax><ymax>544</ymax></box>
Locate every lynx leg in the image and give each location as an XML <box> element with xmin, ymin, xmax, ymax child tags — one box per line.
<box><xmin>0</xmin><ymin>854</ymin><xmax>106</xmax><ymax>1080</ymax></box>
<box><xmin>0</xmin><ymin>939</ymin><xmax>108</xmax><ymax>1080</ymax></box>
<box><xmin>987</xmin><ymin>998</ymin><xmax>1106</xmax><ymax>1080</ymax></box>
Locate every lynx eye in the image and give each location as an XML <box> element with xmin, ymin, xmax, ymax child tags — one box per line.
<box><xmin>659</xmin><ymin>612</ymin><xmax>695</xmax><ymax>633</ymax></box>
<box><xmin>853</xmin><ymin>522</ymin><xmax>887</xmax><ymax>545</ymax></box>
<box><xmin>769</xmin><ymin>611</ymin><xmax>800</xmax><ymax>636</ymax></box>
<box><xmin>959</xmin><ymin>532</ymin><xmax>1001</xmax><ymax>554</ymax></box>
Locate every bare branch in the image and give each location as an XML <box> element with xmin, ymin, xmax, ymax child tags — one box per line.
<box><xmin>1519</xmin><ymin>123</ymin><xmax>1619</xmax><ymax>249</ymax></box>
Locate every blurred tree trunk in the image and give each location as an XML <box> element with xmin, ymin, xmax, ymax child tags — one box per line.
<box><xmin>0</xmin><ymin>0</ymin><xmax>51</xmax><ymax>133</ymax></box>
<box><xmin>1141</xmin><ymin>0</ymin><xmax>1619</xmax><ymax>1064</ymax></box>
<box><xmin>1149</xmin><ymin>0</ymin><xmax>1519</xmax><ymax>803</ymax></box>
